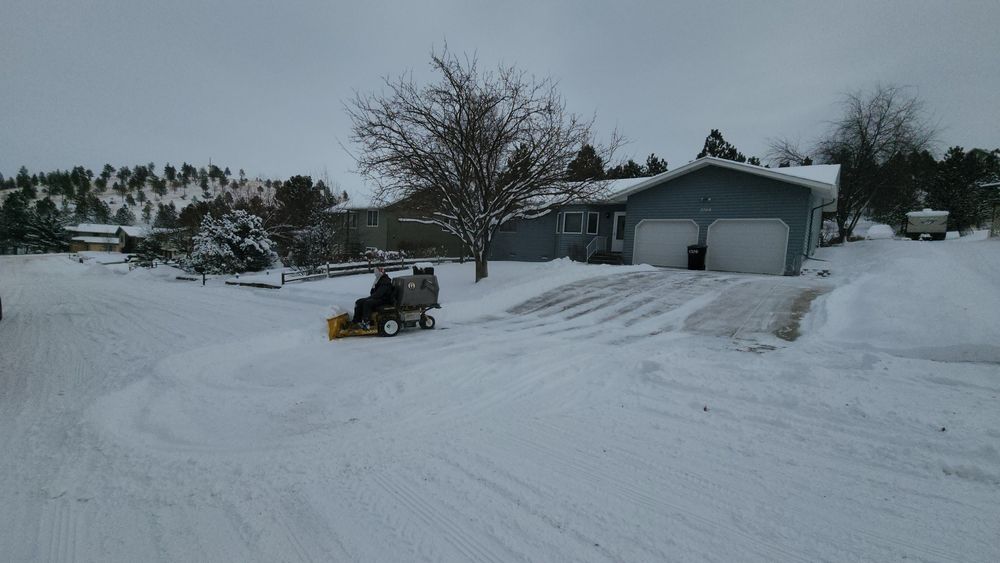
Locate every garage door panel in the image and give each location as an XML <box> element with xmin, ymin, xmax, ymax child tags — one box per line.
<box><xmin>633</xmin><ymin>219</ymin><xmax>699</xmax><ymax>268</ymax></box>
<box><xmin>706</xmin><ymin>219</ymin><xmax>788</xmax><ymax>275</ymax></box>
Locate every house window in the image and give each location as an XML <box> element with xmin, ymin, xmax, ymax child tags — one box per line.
<box><xmin>562</xmin><ymin>212</ymin><xmax>584</xmax><ymax>234</ymax></box>
<box><xmin>346</xmin><ymin>212</ymin><xmax>358</xmax><ymax>228</ymax></box>
<box><xmin>499</xmin><ymin>220</ymin><xmax>517</xmax><ymax>233</ymax></box>
<box><xmin>586</xmin><ymin>212</ymin><xmax>599</xmax><ymax>235</ymax></box>
<box><xmin>366</xmin><ymin>210</ymin><xmax>379</xmax><ymax>227</ymax></box>
<box><xmin>556</xmin><ymin>213</ymin><xmax>563</xmax><ymax>234</ymax></box>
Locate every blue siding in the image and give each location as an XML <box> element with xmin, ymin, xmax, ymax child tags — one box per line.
<box><xmin>490</xmin><ymin>203</ymin><xmax>625</xmax><ymax>262</ymax></box>
<box><xmin>622</xmin><ymin>166</ymin><xmax>813</xmax><ymax>275</ymax></box>
<box><xmin>491</xmin><ymin>212</ymin><xmax>558</xmax><ymax>261</ymax></box>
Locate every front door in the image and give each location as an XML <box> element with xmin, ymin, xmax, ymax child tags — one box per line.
<box><xmin>611</xmin><ymin>212</ymin><xmax>626</xmax><ymax>252</ymax></box>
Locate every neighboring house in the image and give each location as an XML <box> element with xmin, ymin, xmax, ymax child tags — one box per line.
<box><xmin>65</xmin><ymin>224</ymin><xmax>123</xmax><ymax>252</ymax></box>
<box><xmin>339</xmin><ymin>195</ymin><xmax>465</xmax><ymax>257</ymax></box>
<box><xmin>117</xmin><ymin>226</ymin><xmax>146</xmax><ymax>253</ymax></box>
<box><xmin>65</xmin><ymin>224</ymin><xmax>148</xmax><ymax>253</ymax></box>
<box><xmin>491</xmin><ymin>157</ymin><xmax>840</xmax><ymax>276</ymax></box>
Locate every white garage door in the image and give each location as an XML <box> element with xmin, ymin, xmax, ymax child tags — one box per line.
<box><xmin>633</xmin><ymin>219</ymin><xmax>700</xmax><ymax>268</ymax></box>
<box><xmin>706</xmin><ymin>219</ymin><xmax>789</xmax><ymax>275</ymax></box>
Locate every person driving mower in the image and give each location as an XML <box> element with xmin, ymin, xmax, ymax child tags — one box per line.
<box><xmin>353</xmin><ymin>266</ymin><xmax>394</xmax><ymax>329</ymax></box>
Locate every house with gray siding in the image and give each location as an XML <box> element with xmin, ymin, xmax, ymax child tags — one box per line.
<box><xmin>339</xmin><ymin>195</ymin><xmax>466</xmax><ymax>257</ymax></box>
<box><xmin>490</xmin><ymin>157</ymin><xmax>840</xmax><ymax>276</ymax></box>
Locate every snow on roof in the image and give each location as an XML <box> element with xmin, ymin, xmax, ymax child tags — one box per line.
<box><xmin>71</xmin><ymin>236</ymin><xmax>121</xmax><ymax>244</ymax></box>
<box><xmin>66</xmin><ymin>223</ymin><xmax>121</xmax><ymax>234</ymax></box>
<box><xmin>767</xmin><ymin>163</ymin><xmax>842</xmax><ymax>186</ymax></box>
<box><xmin>606</xmin><ymin>157</ymin><xmax>841</xmax><ymax>203</ymax></box>
<box><xmin>118</xmin><ymin>225</ymin><xmax>145</xmax><ymax>237</ymax></box>
<box><xmin>906</xmin><ymin>209</ymin><xmax>949</xmax><ymax>217</ymax></box>
<box><xmin>602</xmin><ymin>177</ymin><xmax>653</xmax><ymax>200</ymax></box>
<box><xmin>341</xmin><ymin>189</ymin><xmax>383</xmax><ymax>210</ymax></box>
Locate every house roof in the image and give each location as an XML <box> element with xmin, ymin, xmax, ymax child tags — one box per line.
<box><xmin>604</xmin><ymin>156</ymin><xmax>841</xmax><ymax>205</ymax></box>
<box><xmin>118</xmin><ymin>225</ymin><xmax>145</xmax><ymax>237</ymax></box>
<box><xmin>66</xmin><ymin>223</ymin><xmax>121</xmax><ymax>235</ymax></box>
<box><xmin>71</xmin><ymin>236</ymin><xmax>121</xmax><ymax>244</ymax></box>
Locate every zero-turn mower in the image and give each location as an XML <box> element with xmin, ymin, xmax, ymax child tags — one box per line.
<box><xmin>327</xmin><ymin>266</ymin><xmax>441</xmax><ymax>340</ymax></box>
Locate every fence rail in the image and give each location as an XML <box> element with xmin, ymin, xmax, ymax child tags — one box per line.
<box><xmin>281</xmin><ymin>256</ymin><xmax>467</xmax><ymax>285</ymax></box>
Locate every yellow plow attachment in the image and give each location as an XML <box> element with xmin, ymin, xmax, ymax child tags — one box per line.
<box><xmin>327</xmin><ymin>313</ymin><xmax>378</xmax><ymax>340</ymax></box>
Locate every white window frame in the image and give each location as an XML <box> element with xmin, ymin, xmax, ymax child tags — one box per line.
<box><xmin>555</xmin><ymin>213</ymin><xmax>563</xmax><ymax>233</ymax></box>
<box><xmin>562</xmin><ymin>211</ymin><xmax>584</xmax><ymax>234</ymax></box>
<box><xmin>586</xmin><ymin>212</ymin><xmax>599</xmax><ymax>235</ymax></box>
<box><xmin>366</xmin><ymin>209</ymin><xmax>379</xmax><ymax>227</ymax></box>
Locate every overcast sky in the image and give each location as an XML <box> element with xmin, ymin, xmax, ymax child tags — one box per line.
<box><xmin>3</xmin><ymin>0</ymin><xmax>998</xmax><ymax>193</ymax></box>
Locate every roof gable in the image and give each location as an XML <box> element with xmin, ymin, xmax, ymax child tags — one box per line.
<box><xmin>606</xmin><ymin>157</ymin><xmax>840</xmax><ymax>204</ymax></box>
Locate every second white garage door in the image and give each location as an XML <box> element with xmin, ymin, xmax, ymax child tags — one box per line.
<box><xmin>706</xmin><ymin>219</ymin><xmax>789</xmax><ymax>275</ymax></box>
<box><xmin>632</xmin><ymin>219</ymin><xmax>700</xmax><ymax>268</ymax></box>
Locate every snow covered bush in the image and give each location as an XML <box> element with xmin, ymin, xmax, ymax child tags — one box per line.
<box><xmin>363</xmin><ymin>248</ymin><xmax>406</xmax><ymax>262</ymax></box>
<box><xmin>187</xmin><ymin>210</ymin><xmax>276</xmax><ymax>274</ymax></box>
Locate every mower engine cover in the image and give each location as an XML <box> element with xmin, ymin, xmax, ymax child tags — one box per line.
<box><xmin>393</xmin><ymin>275</ymin><xmax>439</xmax><ymax>306</ymax></box>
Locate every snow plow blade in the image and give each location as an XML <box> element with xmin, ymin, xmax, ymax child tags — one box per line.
<box><xmin>327</xmin><ymin>313</ymin><xmax>350</xmax><ymax>340</ymax></box>
<box><xmin>327</xmin><ymin>313</ymin><xmax>378</xmax><ymax>339</ymax></box>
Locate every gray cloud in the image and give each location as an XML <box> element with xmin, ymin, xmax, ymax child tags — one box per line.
<box><xmin>3</xmin><ymin>0</ymin><xmax>998</xmax><ymax>189</ymax></box>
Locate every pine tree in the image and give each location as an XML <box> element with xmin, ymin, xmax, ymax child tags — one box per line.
<box><xmin>696</xmin><ymin>129</ymin><xmax>747</xmax><ymax>162</ymax></box>
<box><xmin>566</xmin><ymin>144</ymin><xmax>605</xmax><ymax>181</ymax></box>
<box><xmin>645</xmin><ymin>153</ymin><xmax>668</xmax><ymax>175</ymax></box>
<box><xmin>188</xmin><ymin>210</ymin><xmax>276</xmax><ymax>274</ymax></box>
<box><xmin>115</xmin><ymin>205</ymin><xmax>136</xmax><ymax>226</ymax></box>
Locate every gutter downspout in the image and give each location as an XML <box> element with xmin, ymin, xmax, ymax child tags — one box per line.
<box><xmin>804</xmin><ymin>197</ymin><xmax>836</xmax><ymax>258</ymax></box>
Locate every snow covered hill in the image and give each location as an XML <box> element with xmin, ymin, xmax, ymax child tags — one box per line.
<box><xmin>1</xmin><ymin>236</ymin><xmax>998</xmax><ymax>561</ymax></box>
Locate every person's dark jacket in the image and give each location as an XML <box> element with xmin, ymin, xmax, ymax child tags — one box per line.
<box><xmin>370</xmin><ymin>274</ymin><xmax>394</xmax><ymax>304</ymax></box>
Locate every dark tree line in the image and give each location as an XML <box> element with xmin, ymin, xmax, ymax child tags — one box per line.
<box><xmin>769</xmin><ymin>85</ymin><xmax>999</xmax><ymax>240</ymax></box>
<box><xmin>1</xmin><ymin>168</ymin><xmax>350</xmax><ymax>268</ymax></box>
<box><xmin>566</xmin><ymin>145</ymin><xmax>669</xmax><ymax>181</ymax></box>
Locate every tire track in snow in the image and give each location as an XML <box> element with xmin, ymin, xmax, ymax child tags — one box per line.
<box><xmin>430</xmin><ymin>446</ymin><xmax>630</xmax><ymax>561</ymax></box>
<box><xmin>486</xmin><ymin>425</ymin><xmax>812</xmax><ymax>563</ymax></box>
<box><xmin>369</xmin><ymin>470</ymin><xmax>509</xmax><ymax>563</ymax></box>
<box><xmin>40</xmin><ymin>496</ymin><xmax>83</xmax><ymax>563</ymax></box>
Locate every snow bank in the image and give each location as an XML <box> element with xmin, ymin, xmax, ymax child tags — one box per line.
<box><xmin>810</xmin><ymin>237</ymin><xmax>1000</xmax><ymax>362</ymax></box>
<box><xmin>864</xmin><ymin>224</ymin><xmax>895</xmax><ymax>239</ymax></box>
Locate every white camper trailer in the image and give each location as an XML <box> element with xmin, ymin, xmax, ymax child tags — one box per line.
<box><xmin>905</xmin><ymin>209</ymin><xmax>949</xmax><ymax>240</ymax></box>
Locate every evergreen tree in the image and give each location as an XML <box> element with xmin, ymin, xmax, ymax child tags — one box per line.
<box><xmin>24</xmin><ymin>198</ymin><xmax>68</xmax><ymax>252</ymax></box>
<box><xmin>0</xmin><ymin>189</ymin><xmax>32</xmax><ymax>251</ymax></box>
<box><xmin>188</xmin><ymin>210</ymin><xmax>276</xmax><ymax>274</ymax></box>
<box><xmin>926</xmin><ymin>146</ymin><xmax>999</xmax><ymax>231</ymax></box>
<box><xmin>114</xmin><ymin>205</ymin><xmax>136</xmax><ymax>226</ymax></box>
<box><xmin>142</xmin><ymin>201</ymin><xmax>153</xmax><ymax>224</ymax></box>
<box><xmin>154</xmin><ymin>202</ymin><xmax>180</xmax><ymax>228</ymax></box>
<box><xmin>697</xmin><ymin>129</ymin><xmax>747</xmax><ymax>162</ymax></box>
<box><xmin>645</xmin><ymin>153</ymin><xmax>668</xmax><ymax>175</ymax></box>
<box><xmin>606</xmin><ymin>159</ymin><xmax>645</xmax><ymax>179</ymax></box>
<box><xmin>566</xmin><ymin>144</ymin><xmax>605</xmax><ymax>181</ymax></box>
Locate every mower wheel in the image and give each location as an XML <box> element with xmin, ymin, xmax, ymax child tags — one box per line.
<box><xmin>419</xmin><ymin>315</ymin><xmax>436</xmax><ymax>329</ymax></box>
<box><xmin>378</xmin><ymin>316</ymin><xmax>401</xmax><ymax>337</ymax></box>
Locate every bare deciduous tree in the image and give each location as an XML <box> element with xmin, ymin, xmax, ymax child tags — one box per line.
<box><xmin>348</xmin><ymin>49</ymin><xmax>618</xmax><ymax>281</ymax></box>
<box><xmin>769</xmin><ymin>85</ymin><xmax>936</xmax><ymax>241</ymax></box>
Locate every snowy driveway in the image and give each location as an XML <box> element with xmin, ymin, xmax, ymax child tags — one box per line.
<box><xmin>1</xmin><ymin>251</ymin><xmax>997</xmax><ymax>562</ymax></box>
<box><xmin>498</xmin><ymin>269</ymin><xmax>830</xmax><ymax>344</ymax></box>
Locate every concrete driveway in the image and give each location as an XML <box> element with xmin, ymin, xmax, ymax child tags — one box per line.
<box><xmin>502</xmin><ymin>268</ymin><xmax>832</xmax><ymax>346</ymax></box>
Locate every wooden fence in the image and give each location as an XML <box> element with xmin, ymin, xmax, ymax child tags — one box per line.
<box><xmin>280</xmin><ymin>256</ymin><xmax>466</xmax><ymax>286</ymax></box>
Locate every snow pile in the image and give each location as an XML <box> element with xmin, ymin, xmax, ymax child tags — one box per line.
<box><xmin>864</xmin><ymin>224</ymin><xmax>895</xmax><ymax>239</ymax></box>
<box><xmin>811</xmin><ymin>237</ymin><xmax>1000</xmax><ymax>362</ymax></box>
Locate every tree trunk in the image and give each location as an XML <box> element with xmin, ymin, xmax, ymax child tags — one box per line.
<box><xmin>475</xmin><ymin>256</ymin><xmax>489</xmax><ymax>282</ymax></box>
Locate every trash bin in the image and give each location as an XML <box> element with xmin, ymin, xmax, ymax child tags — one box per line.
<box><xmin>687</xmin><ymin>245</ymin><xmax>707</xmax><ymax>270</ymax></box>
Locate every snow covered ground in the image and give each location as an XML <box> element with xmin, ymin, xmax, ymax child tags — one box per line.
<box><xmin>1</xmin><ymin>237</ymin><xmax>998</xmax><ymax>562</ymax></box>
